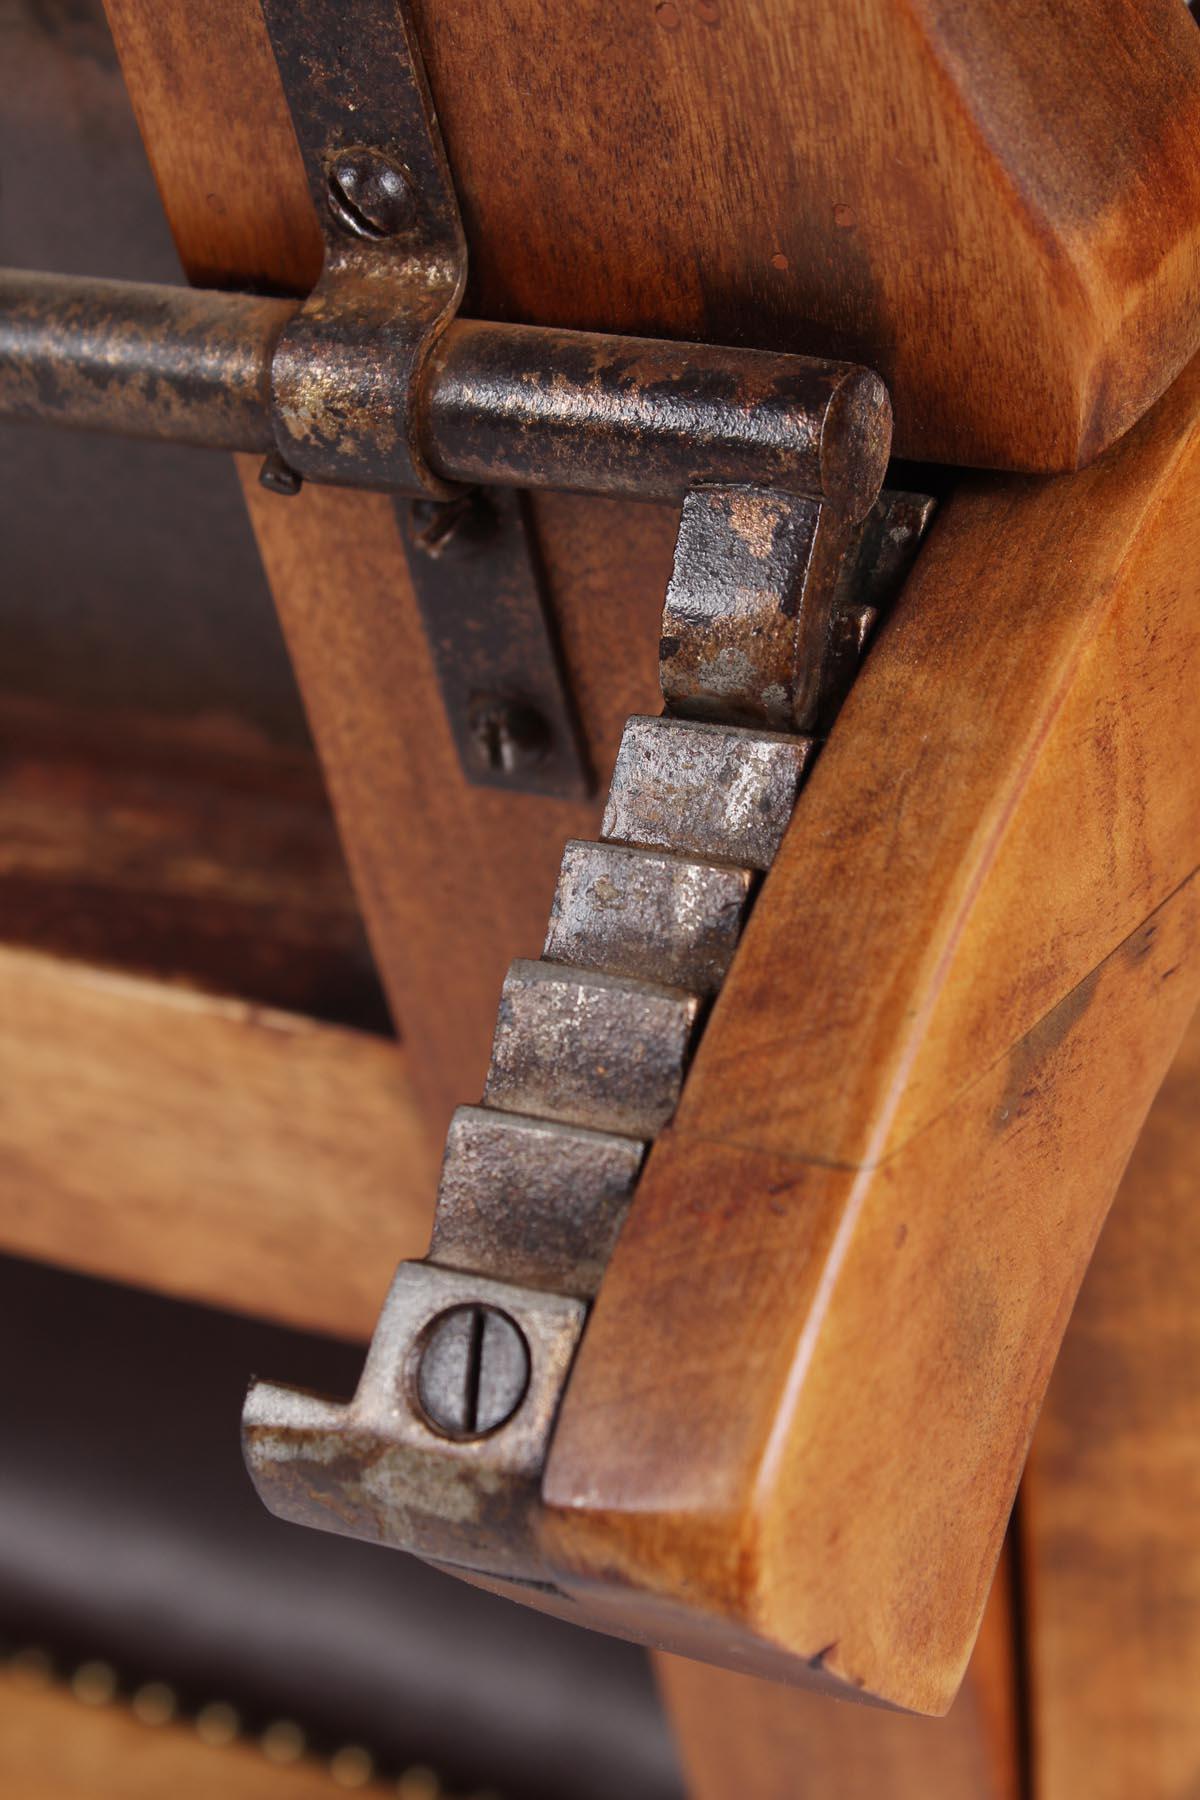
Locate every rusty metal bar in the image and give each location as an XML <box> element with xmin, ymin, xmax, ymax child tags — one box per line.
<box><xmin>424</xmin><ymin>320</ymin><xmax>890</xmax><ymax>519</ymax></box>
<box><xmin>0</xmin><ymin>270</ymin><xmax>292</xmax><ymax>453</ymax></box>
<box><xmin>0</xmin><ymin>269</ymin><xmax>890</xmax><ymax>516</ymax></box>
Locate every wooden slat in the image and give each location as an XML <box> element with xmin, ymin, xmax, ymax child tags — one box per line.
<box><xmin>0</xmin><ymin>1670</ymin><xmax>396</xmax><ymax>1800</ymax></box>
<box><xmin>657</xmin><ymin>1559</ymin><xmax>1018</xmax><ymax>1800</ymax></box>
<box><xmin>0</xmin><ymin>697</ymin><xmax>384</xmax><ymax>1028</ymax></box>
<box><xmin>0</xmin><ymin>946</ymin><xmax>436</xmax><ymax>1340</ymax></box>
<box><xmin>1023</xmin><ymin>1002</ymin><xmax>1200</xmax><ymax>1799</ymax></box>
<box><xmin>541</xmin><ymin>354</ymin><xmax>1200</xmax><ymax>1711</ymax></box>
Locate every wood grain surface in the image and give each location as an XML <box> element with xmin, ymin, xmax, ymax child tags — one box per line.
<box><xmin>541</xmin><ymin>354</ymin><xmax>1200</xmax><ymax>1711</ymax></box>
<box><xmin>0</xmin><ymin>696</ymin><xmax>383</xmax><ymax>1027</ymax></box>
<box><xmin>658</xmin><ymin>1555</ymin><xmax>1018</xmax><ymax>1800</ymax></box>
<box><xmin>1024</xmin><ymin>1001</ymin><xmax>1200</xmax><ymax>1800</ymax></box>
<box><xmin>109</xmin><ymin>0</ymin><xmax>1200</xmax><ymax>473</ymax></box>
<box><xmin>0</xmin><ymin>946</ymin><xmax>434</xmax><ymax>1340</ymax></box>
<box><xmin>102</xmin><ymin>0</ymin><xmax>1200</xmax><ymax>1126</ymax></box>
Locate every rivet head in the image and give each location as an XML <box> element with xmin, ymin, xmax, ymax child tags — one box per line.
<box><xmin>414</xmin><ymin>1304</ymin><xmax>530</xmax><ymax>1439</ymax></box>
<box><xmin>326</xmin><ymin>148</ymin><xmax>415</xmax><ymax>239</ymax></box>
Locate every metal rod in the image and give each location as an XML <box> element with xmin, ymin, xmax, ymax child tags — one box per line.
<box><xmin>0</xmin><ymin>271</ymin><xmax>294</xmax><ymax>454</ymax></box>
<box><xmin>0</xmin><ymin>269</ymin><xmax>891</xmax><ymax>516</ymax></box>
<box><xmin>424</xmin><ymin>320</ymin><xmax>890</xmax><ymax>519</ymax></box>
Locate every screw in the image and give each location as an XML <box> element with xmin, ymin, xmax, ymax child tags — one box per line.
<box><xmin>468</xmin><ymin>697</ymin><xmax>552</xmax><ymax>776</ymax></box>
<box><xmin>326</xmin><ymin>148</ymin><xmax>415</xmax><ymax>239</ymax></box>
<box><xmin>258</xmin><ymin>449</ymin><xmax>302</xmax><ymax>497</ymax></box>
<box><xmin>409</xmin><ymin>491</ymin><xmax>490</xmax><ymax>559</ymax></box>
<box><xmin>415</xmin><ymin>1304</ymin><xmax>530</xmax><ymax>1439</ymax></box>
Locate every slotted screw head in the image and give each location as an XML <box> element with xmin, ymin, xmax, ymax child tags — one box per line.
<box><xmin>468</xmin><ymin>697</ymin><xmax>552</xmax><ymax>776</ymax></box>
<box><xmin>415</xmin><ymin>1304</ymin><xmax>530</xmax><ymax>1439</ymax></box>
<box><xmin>326</xmin><ymin>148</ymin><xmax>415</xmax><ymax>239</ymax></box>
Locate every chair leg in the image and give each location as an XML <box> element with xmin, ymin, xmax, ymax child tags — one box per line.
<box><xmin>1022</xmin><ymin>1003</ymin><xmax>1200</xmax><ymax>1800</ymax></box>
<box><xmin>655</xmin><ymin>1560</ymin><xmax>1020</xmax><ymax>1800</ymax></box>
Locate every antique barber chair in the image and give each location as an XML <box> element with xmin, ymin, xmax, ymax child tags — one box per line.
<box><xmin>1</xmin><ymin>0</ymin><xmax>1198</xmax><ymax>1794</ymax></box>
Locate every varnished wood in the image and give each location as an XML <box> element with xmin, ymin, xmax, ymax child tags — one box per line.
<box><xmin>410</xmin><ymin>0</ymin><xmax>1200</xmax><ymax>472</ymax></box>
<box><xmin>1024</xmin><ymin>1001</ymin><xmax>1200</xmax><ymax>1800</ymax></box>
<box><xmin>540</xmin><ymin>353</ymin><xmax>1200</xmax><ymax>1711</ymax></box>
<box><xmin>0</xmin><ymin>1669</ymin><xmax>396</xmax><ymax>1799</ymax></box>
<box><xmin>0</xmin><ymin>946</ymin><xmax>434</xmax><ymax>1339</ymax></box>
<box><xmin>114</xmin><ymin>0</ymin><xmax>1200</xmax><ymax>471</ymax></box>
<box><xmin>0</xmin><ymin>696</ymin><xmax>382</xmax><ymax>1027</ymax></box>
<box><xmin>102</xmin><ymin>0</ymin><xmax>1200</xmax><ymax>1126</ymax></box>
<box><xmin>657</xmin><ymin>1558</ymin><xmax>1019</xmax><ymax>1800</ymax></box>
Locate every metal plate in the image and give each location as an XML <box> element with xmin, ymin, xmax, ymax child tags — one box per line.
<box><xmin>244</xmin><ymin>1262</ymin><xmax>586</xmax><ymax>1580</ymax></box>
<box><xmin>397</xmin><ymin>486</ymin><xmax>591</xmax><ymax>798</ymax></box>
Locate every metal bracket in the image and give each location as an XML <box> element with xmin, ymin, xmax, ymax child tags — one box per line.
<box><xmin>261</xmin><ymin>0</ymin><xmax>465</xmax><ymax>496</ymax></box>
<box><xmin>397</xmin><ymin>488</ymin><xmax>591</xmax><ymax>799</ymax></box>
<box><xmin>260</xmin><ymin>0</ymin><xmax>590</xmax><ymax>797</ymax></box>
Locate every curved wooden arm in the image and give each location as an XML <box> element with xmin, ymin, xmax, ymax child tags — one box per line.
<box><xmin>536</xmin><ymin>353</ymin><xmax>1200</xmax><ymax>1713</ymax></box>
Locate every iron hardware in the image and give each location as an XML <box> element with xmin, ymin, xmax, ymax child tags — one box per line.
<box><xmin>0</xmin><ymin>0</ymin><xmax>935</xmax><ymax>1631</ymax></box>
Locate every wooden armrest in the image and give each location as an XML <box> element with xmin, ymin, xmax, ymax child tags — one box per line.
<box><xmin>537</xmin><ymin>352</ymin><xmax>1200</xmax><ymax>1712</ymax></box>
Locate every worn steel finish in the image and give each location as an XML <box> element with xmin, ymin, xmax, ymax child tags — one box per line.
<box><xmin>545</xmin><ymin>839</ymin><xmax>752</xmax><ymax>994</ymax></box>
<box><xmin>0</xmin><ymin>270</ymin><xmax>293</xmax><ymax>452</ymax></box>
<box><xmin>660</xmin><ymin>486</ymin><xmax>850</xmax><ymax>732</ymax></box>
<box><xmin>430</xmin><ymin>1106</ymin><xmax>644</xmax><ymax>1298</ymax></box>
<box><xmin>485</xmin><ymin>959</ymin><xmax>702</xmax><ymax>1140</ymax></box>
<box><xmin>396</xmin><ymin>487</ymin><xmax>590</xmax><ymax>799</ymax></box>
<box><xmin>818</xmin><ymin>489</ymin><xmax>939</xmax><ymax>731</ymax></box>
<box><xmin>260</xmin><ymin>0</ymin><xmax>466</xmax><ymax>497</ymax></box>
<box><xmin>426</xmin><ymin>320</ymin><xmax>891</xmax><ymax>521</ymax></box>
<box><xmin>660</xmin><ymin>485</ymin><xmax>936</xmax><ymax>734</ymax></box>
<box><xmin>602</xmin><ymin>716</ymin><xmax>815</xmax><ymax>872</ymax></box>
<box><xmin>0</xmin><ymin>276</ymin><xmax>891</xmax><ymax>518</ymax></box>
<box><xmin>415</xmin><ymin>1304</ymin><xmax>531</xmax><ymax>1439</ymax></box>
<box><xmin>243</xmin><ymin>1261</ymin><xmax>585</xmax><ymax>1578</ymax></box>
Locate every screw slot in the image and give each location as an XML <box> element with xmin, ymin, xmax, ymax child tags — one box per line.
<box><xmin>468</xmin><ymin>697</ymin><xmax>552</xmax><ymax>776</ymax></box>
<box><xmin>326</xmin><ymin>148</ymin><xmax>415</xmax><ymax>240</ymax></box>
<box><xmin>414</xmin><ymin>1304</ymin><xmax>530</xmax><ymax>1439</ymax></box>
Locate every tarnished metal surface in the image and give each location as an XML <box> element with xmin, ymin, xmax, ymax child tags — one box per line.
<box><xmin>425</xmin><ymin>321</ymin><xmax>892</xmax><ymax>520</ymax></box>
<box><xmin>545</xmin><ymin>839</ymin><xmax>752</xmax><ymax>994</ymax></box>
<box><xmin>244</xmin><ymin>1262</ymin><xmax>585</xmax><ymax>1578</ymax></box>
<box><xmin>818</xmin><ymin>489</ymin><xmax>939</xmax><ymax>731</ymax></box>
<box><xmin>602</xmin><ymin>715</ymin><xmax>815</xmax><ymax>872</ymax></box>
<box><xmin>261</xmin><ymin>0</ymin><xmax>466</xmax><ymax>496</ymax></box>
<box><xmin>659</xmin><ymin>486</ymin><xmax>850</xmax><ymax>733</ymax></box>
<box><xmin>0</xmin><ymin>270</ymin><xmax>292</xmax><ymax>451</ymax></box>
<box><xmin>415</xmin><ymin>1303</ymin><xmax>530</xmax><ymax>1438</ymax></box>
<box><xmin>485</xmin><ymin>959</ymin><xmax>701</xmax><ymax>1140</ymax></box>
<box><xmin>397</xmin><ymin>486</ymin><xmax>590</xmax><ymax>799</ymax></box>
<box><xmin>430</xmin><ymin>1106</ymin><xmax>643</xmax><ymax>1298</ymax></box>
<box><xmin>0</xmin><ymin>276</ymin><xmax>891</xmax><ymax>518</ymax></box>
<box><xmin>660</xmin><ymin>485</ymin><xmax>937</xmax><ymax>734</ymax></box>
